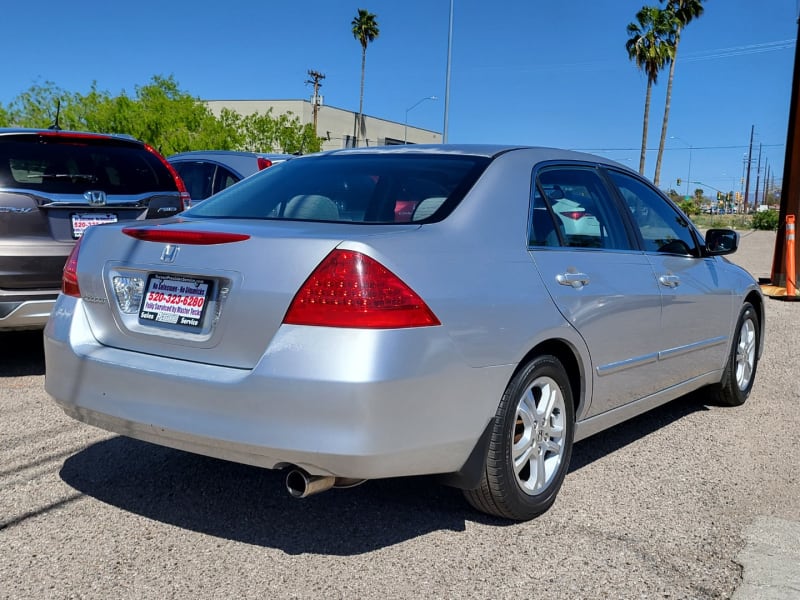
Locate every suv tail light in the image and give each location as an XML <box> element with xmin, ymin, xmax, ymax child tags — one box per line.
<box><xmin>62</xmin><ymin>237</ymin><xmax>83</xmax><ymax>297</ymax></box>
<box><xmin>145</xmin><ymin>144</ymin><xmax>190</xmax><ymax>209</ymax></box>
<box><xmin>284</xmin><ymin>250</ymin><xmax>440</xmax><ymax>329</ymax></box>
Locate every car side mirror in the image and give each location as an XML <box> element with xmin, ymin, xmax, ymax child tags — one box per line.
<box><xmin>705</xmin><ymin>228</ymin><xmax>739</xmax><ymax>256</ymax></box>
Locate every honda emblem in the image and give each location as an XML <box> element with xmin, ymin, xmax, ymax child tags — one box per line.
<box><xmin>84</xmin><ymin>190</ymin><xmax>107</xmax><ymax>206</ymax></box>
<box><xmin>160</xmin><ymin>244</ymin><xmax>180</xmax><ymax>263</ymax></box>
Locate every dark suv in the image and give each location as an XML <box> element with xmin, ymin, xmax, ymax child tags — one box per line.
<box><xmin>0</xmin><ymin>128</ymin><xmax>189</xmax><ymax>330</ymax></box>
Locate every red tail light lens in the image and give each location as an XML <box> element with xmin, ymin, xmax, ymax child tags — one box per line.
<box><xmin>560</xmin><ymin>211</ymin><xmax>589</xmax><ymax>221</ymax></box>
<box><xmin>62</xmin><ymin>237</ymin><xmax>83</xmax><ymax>297</ymax></box>
<box><xmin>145</xmin><ymin>144</ymin><xmax>190</xmax><ymax>209</ymax></box>
<box><xmin>256</xmin><ymin>157</ymin><xmax>273</xmax><ymax>170</ymax></box>
<box><xmin>122</xmin><ymin>227</ymin><xmax>250</xmax><ymax>245</ymax></box>
<box><xmin>284</xmin><ymin>250</ymin><xmax>441</xmax><ymax>329</ymax></box>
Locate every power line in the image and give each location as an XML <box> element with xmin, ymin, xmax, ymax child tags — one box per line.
<box><xmin>574</xmin><ymin>143</ymin><xmax>785</xmax><ymax>152</ymax></box>
<box><xmin>681</xmin><ymin>39</ymin><xmax>796</xmax><ymax>63</ymax></box>
<box><xmin>470</xmin><ymin>38</ymin><xmax>795</xmax><ymax>74</ymax></box>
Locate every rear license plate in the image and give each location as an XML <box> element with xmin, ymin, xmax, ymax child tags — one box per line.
<box><xmin>139</xmin><ymin>274</ymin><xmax>212</xmax><ymax>328</ymax></box>
<box><xmin>71</xmin><ymin>213</ymin><xmax>118</xmax><ymax>238</ymax></box>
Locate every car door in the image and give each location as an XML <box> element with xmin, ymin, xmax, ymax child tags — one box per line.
<box><xmin>605</xmin><ymin>169</ymin><xmax>733</xmax><ymax>384</ymax></box>
<box><xmin>529</xmin><ymin>165</ymin><xmax>665</xmax><ymax>416</ymax></box>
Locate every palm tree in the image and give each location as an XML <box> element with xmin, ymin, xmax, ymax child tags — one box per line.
<box><xmin>626</xmin><ymin>6</ymin><xmax>674</xmax><ymax>176</ymax></box>
<box><xmin>653</xmin><ymin>0</ymin><xmax>705</xmax><ymax>186</ymax></box>
<box><xmin>351</xmin><ymin>9</ymin><xmax>380</xmax><ymax>147</ymax></box>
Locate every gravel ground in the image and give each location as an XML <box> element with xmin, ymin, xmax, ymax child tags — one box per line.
<box><xmin>1</xmin><ymin>230</ymin><xmax>798</xmax><ymax>600</ymax></box>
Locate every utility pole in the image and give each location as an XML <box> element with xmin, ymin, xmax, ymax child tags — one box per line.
<box><xmin>306</xmin><ymin>70</ymin><xmax>326</xmax><ymax>136</ymax></box>
<box><xmin>744</xmin><ymin>125</ymin><xmax>754</xmax><ymax>214</ymax></box>
<box><xmin>754</xmin><ymin>144</ymin><xmax>763</xmax><ymax>207</ymax></box>
<box><xmin>770</xmin><ymin>14</ymin><xmax>800</xmax><ymax>288</ymax></box>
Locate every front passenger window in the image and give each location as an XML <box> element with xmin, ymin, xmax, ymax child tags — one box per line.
<box><xmin>607</xmin><ymin>171</ymin><xmax>699</xmax><ymax>256</ymax></box>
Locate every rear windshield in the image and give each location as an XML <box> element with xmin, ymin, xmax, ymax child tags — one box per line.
<box><xmin>0</xmin><ymin>135</ymin><xmax>178</xmax><ymax>195</ymax></box>
<box><xmin>186</xmin><ymin>153</ymin><xmax>491</xmax><ymax>223</ymax></box>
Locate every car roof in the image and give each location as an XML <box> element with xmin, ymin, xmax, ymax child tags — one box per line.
<box><xmin>0</xmin><ymin>127</ymin><xmax>142</xmax><ymax>144</ymax></box>
<box><xmin>314</xmin><ymin>144</ymin><xmax>631</xmax><ymax>171</ymax></box>
<box><xmin>168</xmin><ymin>150</ymin><xmax>295</xmax><ymax>161</ymax></box>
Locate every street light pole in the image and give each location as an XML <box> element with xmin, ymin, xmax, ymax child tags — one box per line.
<box><xmin>443</xmin><ymin>0</ymin><xmax>453</xmax><ymax>143</ymax></box>
<box><xmin>670</xmin><ymin>136</ymin><xmax>692</xmax><ymax>197</ymax></box>
<box><xmin>404</xmin><ymin>96</ymin><xmax>438</xmax><ymax>144</ymax></box>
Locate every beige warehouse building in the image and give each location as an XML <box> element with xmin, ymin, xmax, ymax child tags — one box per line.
<box><xmin>206</xmin><ymin>99</ymin><xmax>442</xmax><ymax>151</ymax></box>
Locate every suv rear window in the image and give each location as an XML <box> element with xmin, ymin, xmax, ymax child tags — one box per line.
<box><xmin>186</xmin><ymin>154</ymin><xmax>491</xmax><ymax>223</ymax></box>
<box><xmin>0</xmin><ymin>134</ymin><xmax>178</xmax><ymax>195</ymax></box>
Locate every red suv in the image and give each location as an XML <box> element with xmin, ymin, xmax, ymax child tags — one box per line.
<box><xmin>0</xmin><ymin>128</ymin><xmax>189</xmax><ymax>330</ymax></box>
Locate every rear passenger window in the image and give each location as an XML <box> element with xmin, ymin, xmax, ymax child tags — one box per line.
<box><xmin>214</xmin><ymin>166</ymin><xmax>240</xmax><ymax>195</ymax></box>
<box><xmin>533</xmin><ymin>167</ymin><xmax>632</xmax><ymax>250</ymax></box>
<box><xmin>174</xmin><ymin>162</ymin><xmax>215</xmax><ymax>201</ymax></box>
<box><xmin>607</xmin><ymin>170</ymin><xmax>699</xmax><ymax>257</ymax></box>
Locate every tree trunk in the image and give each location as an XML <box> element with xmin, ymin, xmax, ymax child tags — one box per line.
<box><xmin>354</xmin><ymin>47</ymin><xmax>366</xmax><ymax>147</ymax></box>
<box><xmin>639</xmin><ymin>79</ymin><xmax>653</xmax><ymax>175</ymax></box>
<box><xmin>654</xmin><ymin>31</ymin><xmax>681</xmax><ymax>186</ymax></box>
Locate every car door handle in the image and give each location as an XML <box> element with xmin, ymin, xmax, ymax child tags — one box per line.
<box><xmin>556</xmin><ymin>272</ymin><xmax>590</xmax><ymax>288</ymax></box>
<box><xmin>659</xmin><ymin>274</ymin><xmax>680</xmax><ymax>288</ymax></box>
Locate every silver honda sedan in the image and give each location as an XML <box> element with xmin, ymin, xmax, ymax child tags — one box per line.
<box><xmin>44</xmin><ymin>145</ymin><xmax>764</xmax><ymax>521</ymax></box>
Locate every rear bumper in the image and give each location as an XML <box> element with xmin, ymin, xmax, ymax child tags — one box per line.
<box><xmin>44</xmin><ymin>295</ymin><xmax>511</xmax><ymax>480</ymax></box>
<box><xmin>0</xmin><ymin>298</ymin><xmax>56</xmax><ymax>330</ymax></box>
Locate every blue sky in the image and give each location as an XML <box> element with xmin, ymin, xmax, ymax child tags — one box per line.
<box><xmin>3</xmin><ymin>1</ymin><xmax>798</xmax><ymax>197</ymax></box>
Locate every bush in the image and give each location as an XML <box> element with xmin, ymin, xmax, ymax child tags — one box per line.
<box><xmin>679</xmin><ymin>200</ymin><xmax>699</xmax><ymax>216</ymax></box>
<box><xmin>751</xmin><ymin>209</ymin><xmax>779</xmax><ymax>231</ymax></box>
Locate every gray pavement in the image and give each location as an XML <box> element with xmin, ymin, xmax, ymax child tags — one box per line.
<box><xmin>733</xmin><ymin>517</ymin><xmax>800</xmax><ymax>599</ymax></box>
<box><xmin>725</xmin><ymin>230</ymin><xmax>800</xmax><ymax>600</ymax></box>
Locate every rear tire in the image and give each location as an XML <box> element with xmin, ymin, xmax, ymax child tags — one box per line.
<box><xmin>709</xmin><ymin>302</ymin><xmax>759</xmax><ymax>407</ymax></box>
<box><xmin>463</xmin><ymin>355</ymin><xmax>575</xmax><ymax>521</ymax></box>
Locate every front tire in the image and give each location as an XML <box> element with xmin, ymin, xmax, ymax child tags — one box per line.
<box><xmin>710</xmin><ymin>302</ymin><xmax>759</xmax><ymax>407</ymax></box>
<box><xmin>464</xmin><ymin>355</ymin><xmax>575</xmax><ymax>521</ymax></box>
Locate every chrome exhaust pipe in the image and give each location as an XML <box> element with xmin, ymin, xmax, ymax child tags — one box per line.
<box><xmin>285</xmin><ymin>468</ymin><xmax>336</xmax><ymax>498</ymax></box>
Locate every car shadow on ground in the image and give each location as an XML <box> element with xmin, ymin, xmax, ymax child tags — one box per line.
<box><xmin>0</xmin><ymin>331</ymin><xmax>45</xmax><ymax>377</ymax></box>
<box><xmin>59</xmin><ymin>391</ymin><xmax>710</xmax><ymax>555</ymax></box>
<box><xmin>60</xmin><ymin>439</ymin><xmax>496</xmax><ymax>555</ymax></box>
<box><xmin>569</xmin><ymin>390</ymin><xmax>709</xmax><ymax>472</ymax></box>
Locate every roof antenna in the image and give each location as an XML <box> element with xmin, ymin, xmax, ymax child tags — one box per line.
<box><xmin>48</xmin><ymin>100</ymin><xmax>62</xmax><ymax>131</ymax></box>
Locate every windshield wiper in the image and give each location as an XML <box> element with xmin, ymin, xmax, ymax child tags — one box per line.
<box><xmin>36</xmin><ymin>173</ymin><xmax>98</xmax><ymax>182</ymax></box>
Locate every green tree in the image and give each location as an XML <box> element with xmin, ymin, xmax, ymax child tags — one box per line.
<box><xmin>626</xmin><ymin>6</ymin><xmax>674</xmax><ymax>175</ymax></box>
<box><xmin>109</xmin><ymin>75</ymin><xmax>232</xmax><ymax>155</ymax></box>
<box><xmin>1</xmin><ymin>76</ymin><xmax>321</xmax><ymax>155</ymax></box>
<box><xmin>4</xmin><ymin>80</ymin><xmax>78</xmax><ymax>128</ymax></box>
<box><xmin>351</xmin><ymin>8</ymin><xmax>380</xmax><ymax>147</ymax></box>
<box><xmin>667</xmin><ymin>188</ymin><xmax>682</xmax><ymax>203</ymax></box>
<box><xmin>652</xmin><ymin>0</ymin><xmax>705</xmax><ymax>186</ymax></box>
<box><xmin>235</xmin><ymin>110</ymin><xmax>321</xmax><ymax>155</ymax></box>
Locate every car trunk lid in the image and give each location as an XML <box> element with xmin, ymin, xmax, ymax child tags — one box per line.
<box><xmin>75</xmin><ymin>219</ymin><xmax>409</xmax><ymax>369</ymax></box>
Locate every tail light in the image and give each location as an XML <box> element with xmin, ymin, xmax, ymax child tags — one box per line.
<box><xmin>257</xmin><ymin>157</ymin><xmax>273</xmax><ymax>170</ymax></box>
<box><xmin>62</xmin><ymin>237</ymin><xmax>83</xmax><ymax>297</ymax></box>
<box><xmin>145</xmin><ymin>144</ymin><xmax>190</xmax><ymax>209</ymax></box>
<box><xmin>284</xmin><ymin>250</ymin><xmax>440</xmax><ymax>329</ymax></box>
<box><xmin>560</xmin><ymin>211</ymin><xmax>591</xmax><ymax>221</ymax></box>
